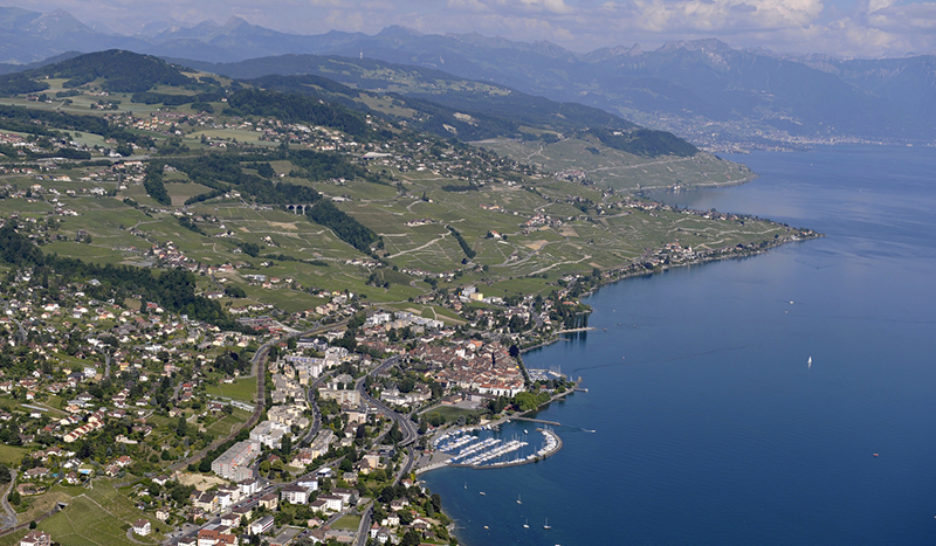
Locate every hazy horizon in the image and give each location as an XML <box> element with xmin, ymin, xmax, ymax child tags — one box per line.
<box><xmin>4</xmin><ymin>0</ymin><xmax>935</xmax><ymax>60</ymax></box>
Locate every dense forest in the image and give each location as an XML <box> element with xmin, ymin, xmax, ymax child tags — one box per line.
<box><xmin>306</xmin><ymin>200</ymin><xmax>379</xmax><ymax>253</ymax></box>
<box><xmin>168</xmin><ymin>150</ymin><xmax>364</xmax><ymax>205</ymax></box>
<box><xmin>39</xmin><ymin>50</ymin><xmax>192</xmax><ymax>93</ymax></box>
<box><xmin>0</xmin><ymin>104</ymin><xmax>153</xmax><ymax>145</ymax></box>
<box><xmin>588</xmin><ymin>127</ymin><xmax>698</xmax><ymax>158</ymax></box>
<box><xmin>0</xmin><ymin>73</ymin><xmax>48</xmax><ymax>96</ymax></box>
<box><xmin>130</xmin><ymin>90</ymin><xmax>224</xmax><ymax>106</ymax></box>
<box><xmin>225</xmin><ymin>88</ymin><xmax>370</xmax><ymax>138</ymax></box>
<box><xmin>143</xmin><ymin>161</ymin><xmax>171</xmax><ymax>205</ymax></box>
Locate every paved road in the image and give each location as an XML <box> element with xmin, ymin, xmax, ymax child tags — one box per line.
<box><xmin>0</xmin><ymin>470</ymin><xmax>16</xmax><ymax>531</ymax></box>
<box><xmin>356</xmin><ymin>356</ymin><xmax>418</xmax><ymax>448</ymax></box>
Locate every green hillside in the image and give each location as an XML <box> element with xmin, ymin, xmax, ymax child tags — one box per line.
<box><xmin>0</xmin><ymin>50</ymin><xmax>806</xmax><ymax>314</ymax></box>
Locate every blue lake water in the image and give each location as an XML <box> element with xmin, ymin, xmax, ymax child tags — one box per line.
<box><xmin>423</xmin><ymin>145</ymin><xmax>936</xmax><ymax>545</ymax></box>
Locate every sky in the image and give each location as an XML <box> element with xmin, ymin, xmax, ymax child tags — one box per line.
<box><xmin>9</xmin><ymin>0</ymin><xmax>936</xmax><ymax>58</ymax></box>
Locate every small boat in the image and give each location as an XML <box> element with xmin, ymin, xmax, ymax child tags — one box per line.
<box><xmin>463</xmin><ymin>482</ymin><xmax>468</xmax><ymax>489</ymax></box>
<box><xmin>523</xmin><ymin>519</ymin><xmax>530</xmax><ymax>529</ymax></box>
<box><xmin>483</xmin><ymin>525</ymin><xmax>489</xmax><ymax>530</ymax></box>
<box><xmin>523</xmin><ymin>429</ymin><xmax>528</xmax><ymax>434</ymax></box>
<box><xmin>516</xmin><ymin>494</ymin><xmax>522</xmax><ymax>505</ymax></box>
<box><xmin>873</xmin><ymin>453</ymin><xmax>880</xmax><ymax>457</ymax></box>
<box><xmin>543</xmin><ymin>517</ymin><xmax>552</xmax><ymax>530</ymax></box>
<box><xmin>479</xmin><ymin>491</ymin><xmax>486</xmax><ymax>496</ymax></box>
<box><xmin>807</xmin><ymin>356</ymin><xmax>813</xmax><ymax>369</ymax></box>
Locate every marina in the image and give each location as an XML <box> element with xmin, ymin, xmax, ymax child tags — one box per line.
<box><xmin>432</xmin><ymin>425</ymin><xmax>564</xmax><ymax>470</ymax></box>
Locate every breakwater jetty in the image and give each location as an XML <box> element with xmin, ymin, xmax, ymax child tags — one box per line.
<box><xmin>509</xmin><ymin>416</ymin><xmax>561</xmax><ymax>426</ymax></box>
<box><xmin>450</xmin><ymin>428</ymin><xmax>561</xmax><ymax>469</ymax></box>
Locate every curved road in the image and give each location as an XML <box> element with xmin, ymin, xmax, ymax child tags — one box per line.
<box><xmin>356</xmin><ymin>356</ymin><xmax>418</xmax><ymax>448</ymax></box>
<box><xmin>0</xmin><ymin>470</ymin><xmax>16</xmax><ymax>531</ymax></box>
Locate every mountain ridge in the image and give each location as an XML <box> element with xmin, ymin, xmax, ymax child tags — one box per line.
<box><xmin>2</xmin><ymin>6</ymin><xmax>935</xmax><ymax>146</ymax></box>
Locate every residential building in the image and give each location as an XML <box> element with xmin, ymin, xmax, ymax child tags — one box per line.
<box><xmin>19</xmin><ymin>531</ymin><xmax>51</xmax><ymax>546</ymax></box>
<box><xmin>132</xmin><ymin>519</ymin><xmax>151</xmax><ymax>536</ymax></box>
<box><xmin>211</xmin><ymin>440</ymin><xmax>260</xmax><ymax>482</ymax></box>
<box><xmin>281</xmin><ymin>483</ymin><xmax>311</xmax><ymax>505</ymax></box>
<box><xmin>249</xmin><ymin>420</ymin><xmax>289</xmax><ymax>449</ymax></box>
<box><xmin>248</xmin><ymin>515</ymin><xmax>274</xmax><ymax>536</ymax></box>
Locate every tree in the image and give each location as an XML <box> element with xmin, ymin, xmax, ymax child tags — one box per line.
<box><xmin>176</xmin><ymin>415</ymin><xmax>188</xmax><ymax>438</ymax></box>
<box><xmin>339</xmin><ymin>458</ymin><xmax>353</xmax><ymax>473</ymax></box>
<box><xmin>401</xmin><ymin>531</ymin><xmax>421</xmax><ymax>546</ymax></box>
<box><xmin>387</xmin><ymin>423</ymin><xmax>403</xmax><ymax>444</ymax></box>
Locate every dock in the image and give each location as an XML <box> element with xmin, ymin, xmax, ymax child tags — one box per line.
<box><xmin>509</xmin><ymin>416</ymin><xmax>561</xmax><ymax>426</ymax></box>
<box><xmin>452</xmin><ymin>428</ymin><xmax>562</xmax><ymax>470</ymax></box>
<box><xmin>555</xmin><ymin>327</ymin><xmax>596</xmax><ymax>334</ymax></box>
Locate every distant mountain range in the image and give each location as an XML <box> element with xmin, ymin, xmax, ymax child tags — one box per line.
<box><xmin>2</xmin><ymin>5</ymin><xmax>935</xmax><ymax>146</ymax></box>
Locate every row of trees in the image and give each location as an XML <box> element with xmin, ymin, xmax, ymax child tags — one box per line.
<box><xmin>446</xmin><ymin>225</ymin><xmax>476</xmax><ymax>259</ymax></box>
<box><xmin>144</xmin><ymin>162</ymin><xmax>171</xmax><ymax>205</ymax></box>
<box><xmin>306</xmin><ymin>200</ymin><xmax>379</xmax><ymax>253</ymax></box>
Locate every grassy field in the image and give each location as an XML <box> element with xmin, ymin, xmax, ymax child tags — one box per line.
<box><xmin>204</xmin><ymin>408</ymin><xmax>252</xmax><ymax>437</ymax></box>
<box><xmin>332</xmin><ymin>514</ymin><xmax>362</xmax><ymax>532</ymax></box>
<box><xmin>206</xmin><ymin>377</ymin><xmax>257</xmax><ymax>402</ymax></box>
<box><xmin>0</xmin><ymin>480</ymin><xmax>164</xmax><ymax>546</ymax></box>
<box><xmin>423</xmin><ymin>406</ymin><xmax>486</xmax><ymax>423</ymax></box>
<box><xmin>0</xmin><ymin>444</ymin><xmax>27</xmax><ymax>465</ymax></box>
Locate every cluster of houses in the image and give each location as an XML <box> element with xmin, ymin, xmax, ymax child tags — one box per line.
<box><xmin>414</xmin><ymin>340</ymin><xmax>526</xmax><ymax>397</ymax></box>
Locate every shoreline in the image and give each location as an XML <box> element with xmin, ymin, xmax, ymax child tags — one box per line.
<box><xmin>417</xmin><ymin>384</ymin><xmax>578</xmax><ymax>475</ymax></box>
<box><xmin>420</xmin><ymin>220</ymin><xmax>822</xmax><ymax>545</ymax></box>
<box><xmin>633</xmin><ymin>171</ymin><xmax>758</xmax><ymax>192</ymax></box>
<box><xmin>518</xmin><ymin>229</ymin><xmax>821</xmax><ymax>357</ymax></box>
<box><xmin>417</xmin><ymin>228</ymin><xmax>822</xmax><ymax>477</ymax></box>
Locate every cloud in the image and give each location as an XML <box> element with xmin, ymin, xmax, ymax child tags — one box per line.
<box><xmin>447</xmin><ymin>0</ymin><xmax>490</xmax><ymax>11</ymax></box>
<box><xmin>518</xmin><ymin>0</ymin><xmax>574</xmax><ymax>13</ymax></box>
<box><xmin>448</xmin><ymin>0</ymin><xmax>573</xmax><ymax>14</ymax></box>
<box><xmin>622</xmin><ymin>0</ymin><xmax>824</xmax><ymax>33</ymax></box>
<box><xmin>865</xmin><ymin>1</ymin><xmax>936</xmax><ymax>30</ymax></box>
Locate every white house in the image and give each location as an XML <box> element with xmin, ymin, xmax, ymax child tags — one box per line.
<box><xmin>132</xmin><ymin>519</ymin><xmax>151</xmax><ymax>536</ymax></box>
<box><xmin>319</xmin><ymin>494</ymin><xmax>344</xmax><ymax>512</ymax></box>
<box><xmin>281</xmin><ymin>484</ymin><xmax>311</xmax><ymax>504</ymax></box>
<box><xmin>249</xmin><ymin>515</ymin><xmax>274</xmax><ymax>536</ymax></box>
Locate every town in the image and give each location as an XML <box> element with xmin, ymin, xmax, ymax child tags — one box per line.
<box><xmin>0</xmin><ymin>49</ymin><xmax>817</xmax><ymax>546</ymax></box>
